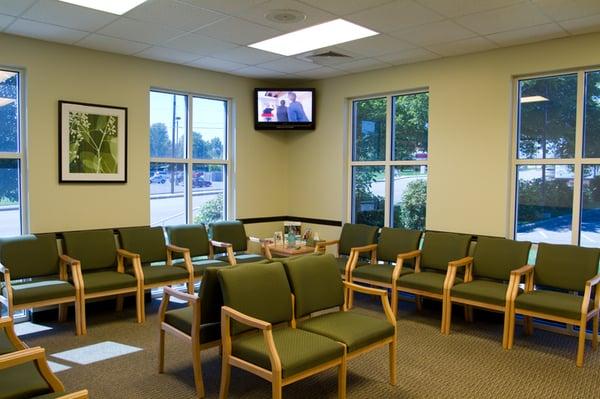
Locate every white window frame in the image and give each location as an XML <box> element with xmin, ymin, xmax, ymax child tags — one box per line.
<box><xmin>0</xmin><ymin>66</ymin><xmax>27</xmax><ymax>235</ymax></box>
<box><xmin>149</xmin><ymin>88</ymin><xmax>233</xmax><ymax>225</ymax></box>
<box><xmin>346</xmin><ymin>88</ymin><xmax>429</xmax><ymax>226</ymax></box>
<box><xmin>509</xmin><ymin>68</ymin><xmax>600</xmax><ymax>244</ymax></box>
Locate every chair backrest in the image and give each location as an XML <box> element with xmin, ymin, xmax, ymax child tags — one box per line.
<box><xmin>165</xmin><ymin>224</ymin><xmax>210</xmax><ymax>258</ymax></box>
<box><xmin>218</xmin><ymin>262</ymin><xmax>292</xmax><ymax>335</ymax></box>
<box><xmin>0</xmin><ymin>234</ymin><xmax>59</xmax><ymax>279</ymax></box>
<box><xmin>377</xmin><ymin>227</ymin><xmax>422</xmax><ymax>263</ymax></box>
<box><xmin>338</xmin><ymin>223</ymin><xmax>379</xmax><ymax>257</ymax></box>
<box><xmin>535</xmin><ymin>243</ymin><xmax>600</xmax><ymax>292</ymax></box>
<box><xmin>421</xmin><ymin>231</ymin><xmax>472</xmax><ymax>271</ymax></box>
<box><xmin>211</xmin><ymin>221</ymin><xmax>247</xmax><ymax>252</ymax></box>
<box><xmin>282</xmin><ymin>254</ymin><xmax>344</xmax><ymax>319</ymax></box>
<box><xmin>62</xmin><ymin>229</ymin><xmax>117</xmax><ymax>271</ymax></box>
<box><xmin>198</xmin><ymin>266</ymin><xmax>228</xmax><ymax>324</ymax></box>
<box><xmin>118</xmin><ymin>226</ymin><xmax>166</xmax><ymax>264</ymax></box>
<box><xmin>472</xmin><ymin>237</ymin><xmax>531</xmax><ymax>281</ymax></box>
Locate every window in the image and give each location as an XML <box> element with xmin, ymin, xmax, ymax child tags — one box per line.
<box><xmin>349</xmin><ymin>91</ymin><xmax>428</xmax><ymax>229</ymax></box>
<box><xmin>0</xmin><ymin>69</ymin><xmax>25</xmax><ymax>236</ymax></box>
<box><xmin>513</xmin><ymin>70</ymin><xmax>600</xmax><ymax>246</ymax></box>
<box><xmin>149</xmin><ymin>90</ymin><xmax>230</xmax><ymax>226</ymax></box>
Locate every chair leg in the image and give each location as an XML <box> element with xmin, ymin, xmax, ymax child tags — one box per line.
<box><xmin>593</xmin><ymin>313</ymin><xmax>599</xmax><ymax>351</ymax></box>
<box><xmin>338</xmin><ymin>353</ymin><xmax>347</xmax><ymax>399</ymax></box>
<box><xmin>502</xmin><ymin>307</ymin><xmax>511</xmax><ymax>349</ymax></box>
<box><xmin>464</xmin><ymin>306</ymin><xmax>474</xmax><ymax>323</ymax></box>
<box><xmin>158</xmin><ymin>328</ymin><xmax>165</xmax><ymax>374</ymax></box>
<box><xmin>115</xmin><ymin>295</ymin><xmax>124</xmax><ymax>312</ymax></box>
<box><xmin>442</xmin><ymin>300</ymin><xmax>452</xmax><ymax>335</ymax></box>
<box><xmin>415</xmin><ymin>295</ymin><xmax>422</xmax><ymax>312</ymax></box>
<box><xmin>74</xmin><ymin>298</ymin><xmax>82</xmax><ymax>336</ymax></box>
<box><xmin>191</xmin><ymin>342</ymin><xmax>205</xmax><ymax>398</ymax></box>
<box><xmin>347</xmin><ymin>287</ymin><xmax>354</xmax><ymax>310</ymax></box>
<box><xmin>391</xmin><ymin>289</ymin><xmax>398</xmax><ymax>318</ymax></box>
<box><xmin>137</xmin><ymin>289</ymin><xmax>145</xmax><ymax>324</ymax></box>
<box><xmin>58</xmin><ymin>303</ymin><xmax>68</xmax><ymax>322</ymax></box>
<box><xmin>388</xmin><ymin>339</ymin><xmax>396</xmax><ymax>386</ymax></box>
<box><xmin>272</xmin><ymin>373</ymin><xmax>283</xmax><ymax>399</ymax></box>
<box><xmin>576</xmin><ymin>322</ymin><xmax>587</xmax><ymax>367</ymax></box>
<box><xmin>507</xmin><ymin>309</ymin><xmax>516</xmax><ymax>350</ymax></box>
<box><xmin>80</xmin><ymin>298</ymin><xmax>87</xmax><ymax>336</ymax></box>
<box><xmin>524</xmin><ymin>316</ymin><xmax>533</xmax><ymax>336</ymax></box>
<box><xmin>218</xmin><ymin>359</ymin><xmax>231</xmax><ymax>399</ymax></box>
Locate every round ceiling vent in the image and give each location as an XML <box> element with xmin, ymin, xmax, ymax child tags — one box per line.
<box><xmin>265</xmin><ymin>9</ymin><xmax>307</xmax><ymax>24</ymax></box>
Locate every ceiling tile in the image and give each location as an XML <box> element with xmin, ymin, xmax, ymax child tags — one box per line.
<box><xmin>125</xmin><ymin>0</ymin><xmax>225</xmax><ymax>32</ymax></box>
<box><xmin>337</xmin><ymin>34</ymin><xmax>415</xmax><ymax>57</ymax></box>
<box><xmin>21</xmin><ymin>0</ymin><xmax>118</xmax><ymax>31</ymax></box>
<box><xmin>426</xmin><ymin>36</ymin><xmax>498</xmax><ymax>56</ymax></box>
<box><xmin>346</xmin><ymin>0</ymin><xmax>444</xmax><ymax>33</ymax></box>
<box><xmin>258</xmin><ymin>57</ymin><xmax>319</xmax><ymax>73</ymax></box>
<box><xmin>75</xmin><ymin>34</ymin><xmax>150</xmax><ymax>55</ymax></box>
<box><xmin>487</xmin><ymin>22</ymin><xmax>567</xmax><ymax>46</ymax></box>
<box><xmin>194</xmin><ymin>17</ymin><xmax>283</xmax><ymax>45</ymax></box>
<box><xmin>186</xmin><ymin>56</ymin><xmax>248</xmax><ymax>72</ymax></box>
<box><xmin>416</xmin><ymin>0</ymin><xmax>524</xmax><ymax>18</ymax></box>
<box><xmin>297</xmin><ymin>0</ymin><xmax>394</xmax><ymax>16</ymax></box>
<box><xmin>98</xmin><ymin>17</ymin><xmax>184</xmax><ymax>45</ymax></box>
<box><xmin>236</xmin><ymin>0</ymin><xmax>336</xmax><ymax>32</ymax></box>
<box><xmin>214</xmin><ymin>46</ymin><xmax>282</xmax><ymax>64</ymax></box>
<box><xmin>136</xmin><ymin>46</ymin><xmax>201</xmax><ymax>63</ymax></box>
<box><xmin>231</xmin><ymin>65</ymin><xmax>290</xmax><ymax>78</ymax></box>
<box><xmin>291</xmin><ymin>66</ymin><xmax>346</xmax><ymax>79</ymax></box>
<box><xmin>0</xmin><ymin>13</ymin><xmax>15</xmax><ymax>30</ymax></box>
<box><xmin>377</xmin><ymin>47</ymin><xmax>440</xmax><ymax>65</ymax></box>
<box><xmin>6</xmin><ymin>19</ymin><xmax>89</xmax><ymax>44</ymax></box>
<box><xmin>164</xmin><ymin>33</ymin><xmax>238</xmax><ymax>55</ymax></box>
<box><xmin>390</xmin><ymin>20</ymin><xmax>476</xmax><ymax>46</ymax></box>
<box><xmin>0</xmin><ymin>0</ymin><xmax>36</xmax><ymax>16</ymax></box>
<box><xmin>178</xmin><ymin>0</ymin><xmax>270</xmax><ymax>15</ymax></box>
<box><xmin>560</xmin><ymin>14</ymin><xmax>600</xmax><ymax>35</ymax></box>
<box><xmin>532</xmin><ymin>0</ymin><xmax>600</xmax><ymax>22</ymax></box>
<box><xmin>334</xmin><ymin>57</ymin><xmax>392</xmax><ymax>72</ymax></box>
<box><xmin>456</xmin><ymin>2</ymin><xmax>551</xmax><ymax>35</ymax></box>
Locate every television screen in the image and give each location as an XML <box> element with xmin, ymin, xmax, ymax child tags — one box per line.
<box><xmin>255</xmin><ymin>89</ymin><xmax>315</xmax><ymax>130</ymax></box>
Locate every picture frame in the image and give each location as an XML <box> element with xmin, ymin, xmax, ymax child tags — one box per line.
<box><xmin>273</xmin><ymin>231</ymin><xmax>283</xmax><ymax>246</ymax></box>
<box><xmin>59</xmin><ymin>100</ymin><xmax>127</xmax><ymax>183</ymax></box>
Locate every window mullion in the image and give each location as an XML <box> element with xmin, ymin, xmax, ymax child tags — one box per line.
<box><xmin>384</xmin><ymin>95</ymin><xmax>392</xmax><ymax>227</ymax></box>
<box><xmin>186</xmin><ymin>94</ymin><xmax>193</xmax><ymax>224</ymax></box>
<box><xmin>572</xmin><ymin>71</ymin><xmax>586</xmax><ymax>244</ymax></box>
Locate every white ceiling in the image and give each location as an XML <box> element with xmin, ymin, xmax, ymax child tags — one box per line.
<box><xmin>1</xmin><ymin>0</ymin><xmax>600</xmax><ymax>80</ymax></box>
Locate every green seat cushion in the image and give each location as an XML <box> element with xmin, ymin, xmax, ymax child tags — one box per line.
<box><xmin>351</xmin><ymin>264</ymin><xmax>414</xmax><ymax>284</ymax></box>
<box><xmin>81</xmin><ymin>270</ymin><xmax>137</xmax><ymax>294</ymax></box>
<box><xmin>472</xmin><ymin>237</ymin><xmax>531</xmax><ymax>281</ymax></box>
<box><xmin>211</xmin><ymin>221</ymin><xmax>248</xmax><ymax>252</ymax></box>
<box><xmin>398</xmin><ymin>271</ymin><xmax>462</xmax><ymax>295</ymax></box>
<box><xmin>451</xmin><ymin>280</ymin><xmax>514</xmax><ymax>307</ymax></box>
<box><xmin>118</xmin><ymin>226</ymin><xmax>167</xmax><ymax>264</ymax></box>
<box><xmin>515</xmin><ymin>290</ymin><xmax>586</xmax><ymax>320</ymax></box>
<box><xmin>173</xmin><ymin>257</ymin><xmax>228</xmax><ymax>277</ymax></box>
<box><xmin>297</xmin><ymin>311</ymin><xmax>394</xmax><ymax>353</ymax></box>
<box><xmin>63</xmin><ymin>229</ymin><xmax>118</xmax><ymax>271</ymax></box>
<box><xmin>378</xmin><ymin>227</ymin><xmax>422</xmax><ymax>263</ymax></box>
<box><xmin>232</xmin><ymin>327</ymin><xmax>343</xmax><ymax>378</ymax></box>
<box><xmin>421</xmin><ymin>232</ymin><xmax>472</xmax><ymax>271</ymax></box>
<box><xmin>164</xmin><ymin>307</ymin><xmax>221</xmax><ymax>343</ymax></box>
<box><xmin>165</xmin><ymin>224</ymin><xmax>210</xmax><ymax>258</ymax></box>
<box><xmin>534</xmin><ymin>243</ymin><xmax>600</xmax><ymax>292</ymax></box>
<box><xmin>215</xmin><ymin>252</ymin><xmax>266</xmax><ymax>264</ymax></box>
<box><xmin>0</xmin><ymin>234</ymin><xmax>59</xmax><ymax>279</ymax></box>
<box><xmin>0</xmin><ymin>361</ymin><xmax>54</xmax><ymax>398</ymax></box>
<box><xmin>140</xmin><ymin>265</ymin><xmax>189</xmax><ymax>285</ymax></box>
<box><xmin>5</xmin><ymin>278</ymin><xmax>75</xmax><ymax>305</ymax></box>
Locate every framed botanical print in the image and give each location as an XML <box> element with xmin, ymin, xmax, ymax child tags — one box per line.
<box><xmin>59</xmin><ymin>100</ymin><xmax>127</xmax><ymax>183</ymax></box>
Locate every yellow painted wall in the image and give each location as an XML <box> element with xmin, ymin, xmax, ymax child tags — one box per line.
<box><xmin>0</xmin><ymin>33</ymin><xmax>289</xmax><ymax>233</ymax></box>
<box><xmin>288</xmin><ymin>32</ymin><xmax>600</xmax><ymax>238</ymax></box>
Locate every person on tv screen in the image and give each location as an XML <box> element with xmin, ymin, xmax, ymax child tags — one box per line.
<box><xmin>287</xmin><ymin>92</ymin><xmax>308</xmax><ymax>122</ymax></box>
<box><xmin>261</xmin><ymin>104</ymin><xmax>274</xmax><ymax>121</ymax></box>
<box><xmin>276</xmin><ymin>99</ymin><xmax>288</xmax><ymax>122</ymax></box>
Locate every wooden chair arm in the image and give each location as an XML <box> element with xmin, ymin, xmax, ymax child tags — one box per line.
<box><xmin>448</xmin><ymin>256</ymin><xmax>473</xmax><ymax>268</ymax></box>
<box><xmin>316</xmin><ymin>240</ymin><xmax>339</xmax><ymax>249</ymax></box>
<box><xmin>349</xmin><ymin>243</ymin><xmax>378</xmax><ymax>253</ymax></box>
<box><xmin>56</xmin><ymin>390</ymin><xmax>89</xmax><ymax>399</ymax></box>
<box><xmin>586</xmin><ymin>274</ymin><xmax>600</xmax><ymax>288</ymax></box>
<box><xmin>0</xmin><ymin>347</ymin><xmax>46</xmax><ymax>370</ymax></box>
<box><xmin>211</xmin><ymin>240</ymin><xmax>232</xmax><ymax>248</ymax></box>
<box><xmin>116</xmin><ymin>248</ymin><xmax>140</xmax><ymax>259</ymax></box>
<box><xmin>510</xmin><ymin>264</ymin><xmax>534</xmax><ymax>276</ymax></box>
<box><xmin>59</xmin><ymin>254</ymin><xmax>80</xmax><ymax>265</ymax></box>
<box><xmin>221</xmin><ymin>306</ymin><xmax>271</xmax><ymax>330</ymax></box>
<box><xmin>0</xmin><ymin>316</ymin><xmax>13</xmax><ymax>328</ymax></box>
<box><xmin>343</xmin><ymin>282</ymin><xmax>396</xmax><ymax>325</ymax></box>
<box><xmin>396</xmin><ymin>249</ymin><xmax>421</xmax><ymax>261</ymax></box>
<box><xmin>166</xmin><ymin>244</ymin><xmax>189</xmax><ymax>254</ymax></box>
<box><xmin>163</xmin><ymin>287</ymin><xmax>198</xmax><ymax>304</ymax></box>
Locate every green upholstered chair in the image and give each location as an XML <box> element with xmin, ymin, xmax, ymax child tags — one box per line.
<box><xmin>395</xmin><ymin>231</ymin><xmax>472</xmax><ymax>331</ymax></box>
<box><xmin>507</xmin><ymin>243</ymin><xmax>600</xmax><ymax>367</ymax></box>
<box><xmin>218</xmin><ymin>261</ymin><xmax>347</xmax><ymax>399</ymax></box>
<box><xmin>443</xmin><ymin>237</ymin><xmax>531</xmax><ymax>346</ymax></box>
<box><xmin>0</xmin><ymin>346</ymin><xmax>88</xmax><ymax>399</ymax></box>
<box><xmin>282</xmin><ymin>254</ymin><xmax>397</xmax><ymax>386</ymax></box>
<box><xmin>117</xmin><ymin>226</ymin><xmax>194</xmax><ymax>322</ymax></box>
<box><xmin>349</xmin><ymin>227</ymin><xmax>422</xmax><ymax>314</ymax></box>
<box><xmin>210</xmin><ymin>221</ymin><xmax>266</xmax><ymax>265</ymax></box>
<box><xmin>165</xmin><ymin>224</ymin><xmax>229</xmax><ymax>279</ymax></box>
<box><xmin>0</xmin><ymin>316</ymin><xmax>26</xmax><ymax>355</ymax></box>
<box><xmin>159</xmin><ymin>267</ymin><xmax>225</xmax><ymax>398</ymax></box>
<box><xmin>315</xmin><ymin>223</ymin><xmax>379</xmax><ymax>280</ymax></box>
<box><xmin>61</xmin><ymin>229</ymin><xmax>142</xmax><ymax>335</ymax></box>
<box><xmin>0</xmin><ymin>234</ymin><xmax>81</xmax><ymax>335</ymax></box>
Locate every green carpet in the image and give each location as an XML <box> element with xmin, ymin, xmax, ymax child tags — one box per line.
<box><xmin>20</xmin><ymin>296</ymin><xmax>600</xmax><ymax>398</ymax></box>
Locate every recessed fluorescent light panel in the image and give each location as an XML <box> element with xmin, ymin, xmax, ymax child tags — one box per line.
<box><xmin>249</xmin><ymin>19</ymin><xmax>378</xmax><ymax>56</ymax></box>
<box><xmin>58</xmin><ymin>0</ymin><xmax>148</xmax><ymax>15</ymax></box>
<box><xmin>521</xmin><ymin>95</ymin><xmax>549</xmax><ymax>103</ymax></box>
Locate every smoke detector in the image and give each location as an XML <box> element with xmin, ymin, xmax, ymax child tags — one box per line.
<box><xmin>265</xmin><ymin>9</ymin><xmax>307</xmax><ymax>24</ymax></box>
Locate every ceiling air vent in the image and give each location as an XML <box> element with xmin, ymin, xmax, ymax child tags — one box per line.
<box><xmin>306</xmin><ymin>50</ymin><xmax>352</xmax><ymax>66</ymax></box>
<box><xmin>265</xmin><ymin>9</ymin><xmax>307</xmax><ymax>24</ymax></box>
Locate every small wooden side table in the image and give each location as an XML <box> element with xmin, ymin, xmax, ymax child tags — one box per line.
<box><xmin>265</xmin><ymin>243</ymin><xmax>316</xmax><ymax>259</ymax></box>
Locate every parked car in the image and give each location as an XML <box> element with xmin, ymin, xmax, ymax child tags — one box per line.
<box><xmin>193</xmin><ymin>176</ymin><xmax>212</xmax><ymax>187</ymax></box>
<box><xmin>150</xmin><ymin>173</ymin><xmax>166</xmax><ymax>184</ymax></box>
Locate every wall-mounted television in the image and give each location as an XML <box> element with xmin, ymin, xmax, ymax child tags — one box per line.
<box><xmin>254</xmin><ymin>88</ymin><xmax>315</xmax><ymax>130</ymax></box>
